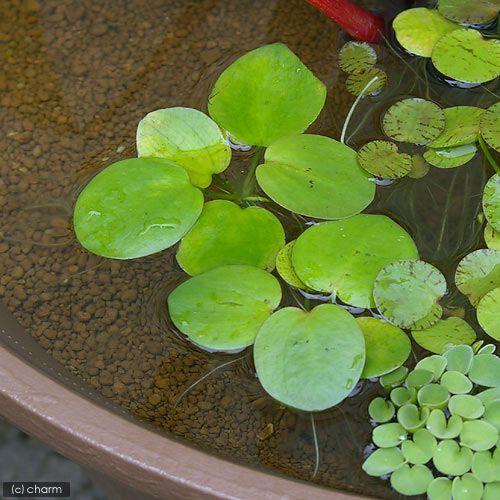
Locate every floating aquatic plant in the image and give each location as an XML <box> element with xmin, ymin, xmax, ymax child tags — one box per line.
<box><xmin>363</xmin><ymin>346</ymin><xmax>500</xmax><ymax>497</ymax></box>
<box><xmin>483</xmin><ymin>173</ymin><xmax>500</xmax><ymax>232</ymax></box>
<box><xmin>345</xmin><ymin>67</ymin><xmax>387</xmax><ymax>96</ymax></box>
<box><xmin>480</xmin><ymin>103</ymin><xmax>500</xmax><ymax>154</ymax></box>
<box><xmin>423</xmin><ymin>143</ymin><xmax>477</xmax><ymax>169</ymax></box>
<box><xmin>437</xmin><ymin>0</ymin><xmax>500</xmax><ymax>27</ymax></box>
<box><xmin>275</xmin><ymin>240</ymin><xmax>309</xmax><ymax>290</ymax></box>
<box><xmin>382</xmin><ymin>98</ymin><xmax>445</xmax><ymax>145</ymax></box>
<box><xmin>484</xmin><ymin>224</ymin><xmax>500</xmax><ymax>250</ymax></box>
<box><xmin>338</xmin><ymin>41</ymin><xmax>377</xmax><ymax>74</ymax></box>
<box><xmin>477</xmin><ymin>287</ymin><xmax>500</xmax><ymax>341</ymax></box>
<box><xmin>357</xmin><ymin>141</ymin><xmax>412</xmax><ymax>179</ymax></box>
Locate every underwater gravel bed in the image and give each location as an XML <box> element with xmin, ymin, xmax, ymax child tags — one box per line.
<box><xmin>0</xmin><ymin>1</ymin><xmax>498</xmax><ymax>499</ymax></box>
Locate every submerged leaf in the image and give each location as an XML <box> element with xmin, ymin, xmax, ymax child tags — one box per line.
<box><xmin>374</xmin><ymin>259</ymin><xmax>447</xmax><ymax>329</ymax></box>
<box><xmin>483</xmin><ymin>173</ymin><xmax>500</xmax><ymax>232</ymax></box>
<box><xmin>429</xmin><ymin>106</ymin><xmax>484</xmax><ymax>148</ymax></box>
<box><xmin>357</xmin><ymin>141</ymin><xmax>412</xmax><ymax>179</ymax></box>
<box><xmin>392</xmin><ymin>7</ymin><xmax>458</xmax><ymax>57</ymax></box>
<box><xmin>256</xmin><ymin>134</ymin><xmax>375</xmax><ymax>220</ymax></box>
<box><xmin>345</xmin><ymin>67</ymin><xmax>387</xmax><ymax>96</ymax></box>
<box><xmin>408</xmin><ymin>154</ymin><xmax>430</xmax><ymax>179</ymax></box>
<box><xmin>339</xmin><ymin>41</ymin><xmax>377</xmax><ymax>74</ymax></box>
<box><xmin>253</xmin><ymin>304</ymin><xmax>365</xmax><ymax>411</ymax></box>
<box><xmin>382</xmin><ymin>98</ymin><xmax>445</xmax><ymax>145</ymax></box>
<box><xmin>480</xmin><ymin>103</ymin><xmax>500</xmax><ymax>153</ymax></box>
<box><xmin>455</xmin><ymin>249</ymin><xmax>500</xmax><ymax>305</ymax></box>
<box><xmin>136</xmin><ymin>107</ymin><xmax>231</xmax><ymax>188</ymax></box>
<box><xmin>357</xmin><ymin>317</ymin><xmax>411</xmax><ymax>379</ymax></box>
<box><xmin>431</xmin><ymin>29</ymin><xmax>500</xmax><ymax>84</ymax></box>
<box><xmin>477</xmin><ymin>287</ymin><xmax>500</xmax><ymax>341</ymax></box>
<box><xmin>423</xmin><ymin>143</ymin><xmax>477</xmax><ymax>168</ymax></box>
<box><xmin>292</xmin><ymin>215</ymin><xmax>418</xmax><ymax>308</ymax></box>
<box><xmin>438</xmin><ymin>0</ymin><xmax>500</xmax><ymax>26</ymax></box>
<box><xmin>167</xmin><ymin>265</ymin><xmax>282</xmax><ymax>351</ymax></box>
<box><xmin>73</xmin><ymin>158</ymin><xmax>203</xmax><ymax>259</ymax></box>
<box><xmin>208</xmin><ymin>43</ymin><xmax>326</xmax><ymax>146</ymax></box>
<box><xmin>176</xmin><ymin>200</ymin><xmax>285</xmax><ymax>276</ymax></box>
<box><xmin>412</xmin><ymin>318</ymin><xmax>476</xmax><ymax>354</ymax></box>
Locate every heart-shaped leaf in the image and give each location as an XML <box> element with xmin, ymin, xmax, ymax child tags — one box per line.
<box><xmin>415</xmin><ymin>355</ymin><xmax>448</xmax><ymax>379</ymax></box>
<box><xmin>357</xmin><ymin>140</ymin><xmax>412</xmax><ymax>179</ymax></box>
<box><xmin>390</xmin><ymin>464</ymin><xmax>434</xmax><ymax>496</ymax></box>
<box><xmin>374</xmin><ymin>259</ymin><xmax>446</xmax><ymax>329</ymax></box>
<box><xmin>168</xmin><ymin>265</ymin><xmax>281</xmax><ymax>351</ymax></box>
<box><xmin>380</xmin><ymin>366</ymin><xmax>409</xmax><ymax>391</ymax></box>
<box><xmin>368</xmin><ymin>397</ymin><xmax>396</xmax><ymax>423</ymax></box>
<box><xmin>480</xmin><ymin>103</ymin><xmax>500</xmax><ymax>154</ymax></box>
<box><xmin>362</xmin><ymin>447</ymin><xmax>405</xmax><ymax>477</ymax></box>
<box><xmin>275</xmin><ymin>240</ymin><xmax>309</xmax><ymax>290</ymax></box>
<box><xmin>484</xmin><ymin>483</ymin><xmax>500</xmax><ymax>500</ymax></box>
<box><xmin>208</xmin><ymin>43</ymin><xmax>326</xmax><ymax>147</ymax></box>
<box><xmin>253</xmin><ymin>304</ymin><xmax>365</xmax><ymax>411</ymax></box>
<box><xmin>418</xmin><ymin>383</ymin><xmax>450</xmax><ymax>409</ymax></box>
<box><xmin>176</xmin><ymin>200</ymin><xmax>285</xmax><ymax>275</ymax></box>
<box><xmin>406</xmin><ymin>369</ymin><xmax>435</xmax><ymax>389</ymax></box>
<box><xmin>392</xmin><ymin>7</ymin><xmax>457</xmax><ymax>57</ymax></box>
<box><xmin>357</xmin><ymin>317</ymin><xmax>411</xmax><ymax>379</ymax></box>
<box><xmin>449</xmin><ymin>394</ymin><xmax>485</xmax><ymax>419</ymax></box>
<box><xmin>468</xmin><ymin>353</ymin><xmax>500</xmax><ymax>387</ymax></box>
<box><xmin>412</xmin><ymin>318</ymin><xmax>476</xmax><ymax>354</ymax></box>
<box><xmin>433</xmin><ymin>439</ymin><xmax>473</xmax><ymax>476</ymax></box>
<box><xmin>397</xmin><ymin>403</ymin><xmax>430</xmax><ymax>432</ymax></box>
<box><xmin>136</xmin><ymin>107</ymin><xmax>231</xmax><ymax>188</ymax></box>
<box><xmin>73</xmin><ymin>158</ymin><xmax>203</xmax><ymax>259</ymax></box>
<box><xmin>431</xmin><ymin>29</ymin><xmax>500</xmax><ymax>84</ymax></box>
<box><xmin>451</xmin><ymin>474</ymin><xmax>483</xmax><ymax>500</ymax></box>
<box><xmin>255</xmin><ymin>134</ymin><xmax>375</xmax><ymax>220</ymax></box>
<box><xmin>472</xmin><ymin>448</ymin><xmax>500</xmax><ymax>483</ymax></box>
<box><xmin>440</xmin><ymin>371</ymin><xmax>473</xmax><ymax>394</ymax></box>
<box><xmin>391</xmin><ymin>386</ymin><xmax>417</xmax><ymax>407</ymax></box>
<box><xmin>443</xmin><ymin>344</ymin><xmax>474</xmax><ymax>373</ymax></box>
<box><xmin>427</xmin><ymin>477</ymin><xmax>452</xmax><ymax>500</ymax></box>
<box><xmin>401</xmin><ymin>428</ymin><xmax>437</xmax><ymax>464</ymax></box>
<box><xmin>426</xmin><ymin>408</ymin><xmax>463</xmax><ymax>439</ymax></box>
<box><xmin>483</xmin><ymin>173</ymin><xmax>500</xmax><ymax>232</ymax></box>
<box><xmin>382</xmin><ymin>98</ymin><xmax>446</xmax><ymax>145</ymax></box>
<box><xmin>373</xmin><ymin>422</ymin><xmax>408</xmax><ymax>448</ymax></box>
<box><xmin>460</xmin><ymin>420</ymin><xmax>498</xmax><ymax>451</ymax></box>
<box><xmin>292</xmin><ymin>215</ymin><xmax>418</xmax><ymax>308</ymax></box>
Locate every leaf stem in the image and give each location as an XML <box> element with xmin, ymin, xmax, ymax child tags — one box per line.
<box><xmin>478</xmin><ymin>135</ymin><xmax>500</xmax><ymax>173</ymax></box>
<box><xmin>340</xmin><ymin>75</ymin><xmax>379</xmax><ymax>144</ymax></box>
<box><xmin>241</xmin><ymin>146</ymin><xmax>264</xmax><ymax>198</ymax></box>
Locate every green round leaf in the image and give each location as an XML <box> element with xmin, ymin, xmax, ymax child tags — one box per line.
<box><xmin>418</xmin><ymin>383</ymin><xmax>450</xmax><ymax>409</ymax></box>
<box><xmin>432</xmin><ymin>29</ymin><xmax>500</xmax><ymax>84</ymax></box>
<box><xmin>412</xmin><ymin>318</ymin><xmax>476</xmax><ymax>354</ymax></box>
<box><xmin>449</xmin><ymin>394</ymin><xmax>485</xmax><ymax>419</ymax></box>
<box><xmin>357</xmin><ymin>317</ymin><xmax>410</xmax><ymax>378</ymax></box>
<box><xmin>339</xmin><ymin>41</ymin><xmax>377</xmax><ymax>74</ymax></box>
<box><xmin>477</xmin><ymin>287</ymin><xmax>500</xmax><ymax>341</ymax></box>
<box><xmin>167</xmin><ymin>265</ymin><xmax>281</xmax><ymax>351</ymax></box>
<box><xmin>433</xmin><ymin>439</ymin><xmax>473</xmax><ymax>476</ymax></box>
<box><xmin>380</xmin><ymin>366</ymin><xmax>409</xmax><ymax>391</ymax></box>
<box><xmin>455</xmin><ymin>249</ymin><xmax>500</xmax><ymax>306</ymax></box>
<box><xmin>426</xmin><ymin>408</ymin><xmax>463</xmax><ymax>439</ymax></box>
<box><xmin>444</xmin><ymin>344</ymin><xmax>475</xmax><ymax>373</ymax></box>
<box><xmin>382</xmin><ymin>98</ymin><xmax>445</xmax><ymax>145</ymax></box>
<box><xmin>452</xmin><ymin>474</ymin><xmax>483</xmax><ymax>500</ymax></box>
<box><xmin>362</xmin><ymin>447</ymin><xmax>405</xmax><ymax>477</ymax></box>
<box><xmin>253</xmin><ymin>304</ymin><xmax>365</xmax><ymax>411</ymax></box>
<box><xmin>373</xmin><ymin>422</ymin><xmax>408</xmax><ymax>448</ymax></box>
<box><xmin>427</xmin><ymin>477</ymin><xmax>452</xmax><ymax>500</ymax></box>
<box><xmin>408</xmin><ymin>154</ymin><xmax>431</xmax><ymax>179</ymax></box>
<box><xmin>484</xmin><ymin>399</ymin><xmax>500</xmax><ymax>432</ymax></box>
<box><xmin>477</xmin><ymin>387</ymin><xmax>500</xmax><ymax>406</ymax></box>
<box><xmin>136</xmin><ymin>107</ymin><xmax>231</xmax><ymax>188</ymax></box>
<box><xmin>256</xmin><ymin>134</ymin><xmax>375</xmax><ymax>220</ymax></box>
<box><xmin>292</xmin><ymin>215</ymin><xmax>418</xmax><ymax>308</ymax></box>
<box><xmin>406</xmin><ymin>369</ymin><xmax>435</xmax><ymax>389</ymax></box>
<box><xmin>345</xmin><ymin>67</ymin><xmax>387</xmax><ymax>96</ymax></box>
<box><xmin>460</xmin><ymin>420</ymin><xmax>498</xmax><ymax>451</ymax></box>
<box><xmin>423</xmin><ymin>143</ymin><xmax>477</xmax><ymax>169</ymax></box>
<box><xmin>401</xmin><ymin>428</ymin><xmax>437</xmax><ymax>464</ymax></box>
<box><xmin>275</xmin><ymin>240</ymin><xmax>309</xmax><ymax>290</ymax></box>
<box><xmin>438</xmin><ymin>0</ymin><xmax>500</xmax><ymax>26</ymax></box>
<box><xmin>415</xmin><ymin>355</ymin><xmax>448</xmax><ymax>379</ymax></box>
<box><xmin>440</xmin><ymin>371</ymin><xmax>473</xmax><ymax>394</ymax></box>
<box><xmin>368</xmin><ymin>397</ymin><xmax>396</xmax><ymax>423</ymax></box>
<box><xmin>472</xmin><ymin>448</ymin><xmax>500</xmax><ymax>483</ymax></box>
<box><xmin>429</xmin><ymin>106</ymin><xmax>484</xmax><ymax>148</ymax></box>
<box><xmin>208</xmin><ymin>43</ymin><xmax>326</xmax><ymax>147</ymax></box>
<box><xmin>483</xmin><ymin>173</ymin><xmax>500</xmax><ymax>232</ymax></box>
<box><xmin>485</xmin><ymin>224</ymin><xmax>500</xmax><ymax>251</ymax></box>
<box><xmin>390</xmin><ymin>464</ymin><xmax>434</xmax><ymax>495</ymax></box>
<box><xmin>176</xmin><ymin>200</ymin><xmax>285</xmax><ymax>276</ymax></box>
<box><xmin>481</xmin><ymin>103</ymin><xmax>500</xmax><ymax>153</ymax></box>
<box><xmin>357</xmin><ymin>141</ymin><xmax>412</xmax><ymax>179</ymax></box>
<box><xmin>484</xmin><ymin>482</ymin><xmax>500</xmax><ymax>500</ymax></box>
<box><xmin>397</xmin><ymin>403</ymin><xmax>430</xmax><ymax>432</ymax></box>
<box><xmin>374</xmin><ymin>259</ymin><xmax>446</xmax><ymax>329</ymax></box>
<box><xmin>391</xmin><ymin>386</ymin><xmax>417</xmax><ymax>407</ymax></box>
<box><xmin>479</xmin><ymin>344</ymin><xmax>497</xmax><ymax>355</ymax></box>
<box><xmin>73</xmin><ymin>158</ymin><xmax>203</xmax><ymax>259</ymax></box>
<box><xmin>392</xmin><ymin>7</ymin><xmax>458</xmax><ymax>57</ymax></box>
<box><xmin>468</xmin><ymin>354</ymin><xmax>500</xmax><ymax>388</ymax></box>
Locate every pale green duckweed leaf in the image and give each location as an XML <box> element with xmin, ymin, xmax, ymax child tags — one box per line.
<box><xmin>472</xmin><ymin>448</ymin><xmax>500</xmax><ymax>483</ymax></box>
<box><xmin>440</xmin><ymin>371</ymin><xmax>473</xmax><ymax>394</ymax></box>
<box><xmin>362</xmin><ymin>447</ymin><xmax>405</xmax><ymax>477</ymax></box>
<box><xmin>373</xmin><ymin>422</ymin><xmax>408</xmax><ymax>448</ymax></box>
<box><xmin>468</xmin><ymin>354</ymin><xmax>500</xmax><ymax>387</ymax></box>
<box><xmin>426</xmin><ymin>408</ymin><xmax>463</xmax><ymax>439</ymax></box>
<box><xmin>397</xmin><ymin>403</ymin><xmax>430</xmax><ymax>432</ymax></box>
<box><xmin>418</xmin><ymin>383</ymin><xmax>450</xmax><ymax>409</ymax></box>
<box><xmin>449</xmin><ymin>394</ymin><xmax>485</xmax><ymax>419</ymax></box>
<box><xmin>451</xmin><ymin>474</ymin><xmax>483</xmax><ymax>500</ymax></box>
<box><xmin>460</xmin><ymin>419</ymin><xmax>498</xmax><ymax>451</ymax></box>
<box><xmin>433</xmin><ymin>439</ymin><xmax>473</xmax><ymax>476</ymax></box>
<box><xmin>415</xmin><ymin>355</ymin><xmax>448</xmax><ymax>379</ymax></box>
<box><xmin>444</xmin><ymin>344</ymin><xmax>474</xmax><ymax>373</ymax></box>
<box><xmin>380</xmin><ymin>366</ymin><xmax>409</xmax><ymax>390</ymax></box>
<box><xmin>368</xmin><ymin>397</ymin><xmax>396</xmax><ymax>423</ymax></box>
<box><xmin>401</xmin><ymin>428</ymin><xmax>437</xmax><ymax>464</ymax></box>
<box><xmin>427</xmin><ymin>477</ymin><xmax>452</xmax><ymax>500</ymax></box>
<box><xmin>390</xmin><ymin>464</ymin><xmax>434</xmax><ymax>495</ymax></box>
